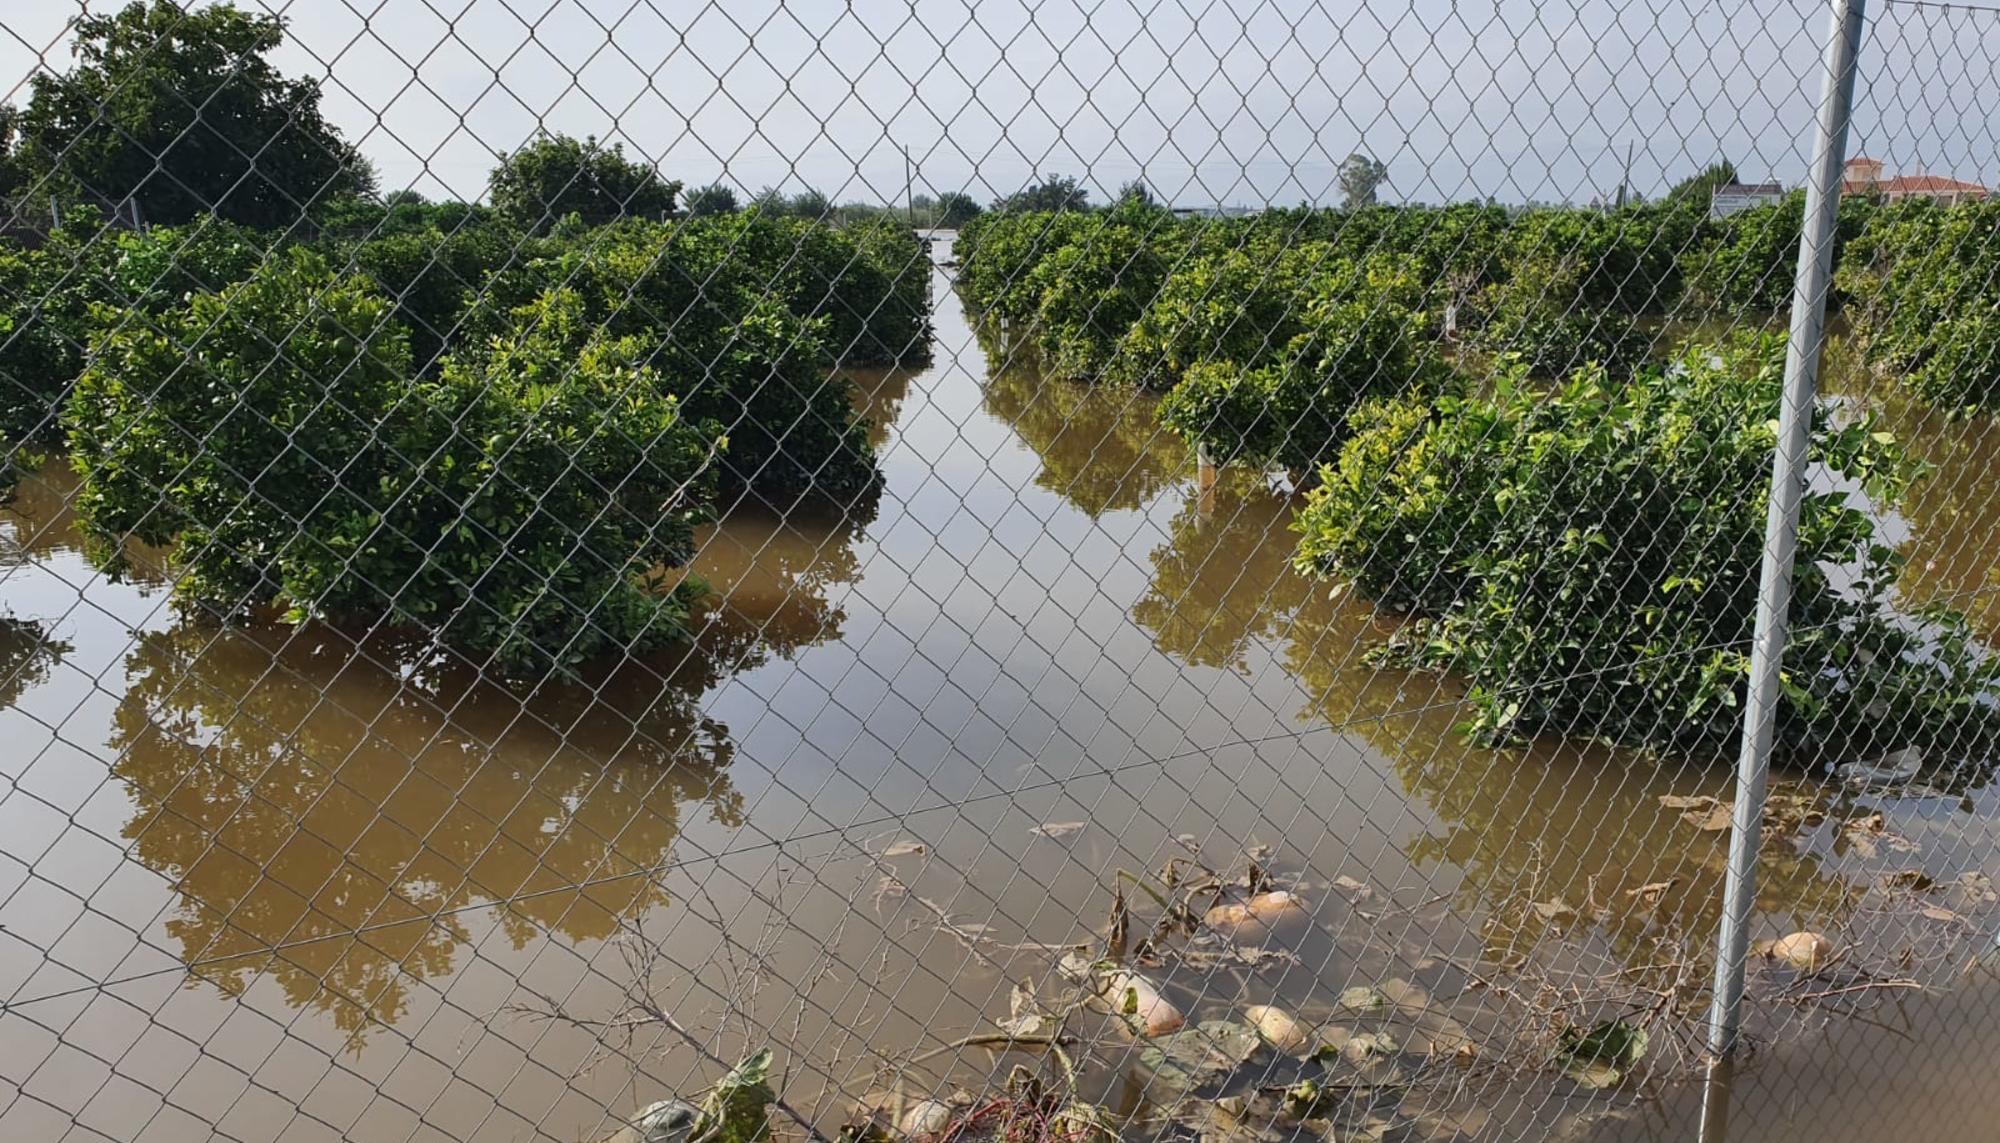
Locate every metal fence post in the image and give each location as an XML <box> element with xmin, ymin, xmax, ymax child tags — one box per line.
<box><xmin>1706</xmin><ymin>0</ymin><xmax>1868</xmax><ymax>1059</ymax></box>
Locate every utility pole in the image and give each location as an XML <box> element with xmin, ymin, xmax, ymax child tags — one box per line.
<box><xmin>904</xmin><ymin>144</ymin><xmax>915</xmax><ymax>229</ymax></box>
<box><xmin>1615</xmin><ymin>140</ymin><xmax>1634</xmax><ymax>208</ymax></box>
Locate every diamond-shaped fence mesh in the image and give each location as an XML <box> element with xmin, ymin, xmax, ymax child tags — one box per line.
<box><xmin>3</xmin><ymin>1</ymin><xmax>2000</xmax><ymax>1141</ymax></box>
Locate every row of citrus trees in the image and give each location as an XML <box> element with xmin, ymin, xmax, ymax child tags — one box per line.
<box><xmin>0</xmin><ymin>203</ymin><xmax>930</xmax><ymax>672</ymax></box>
<box><xmin>955</xmin><ymin>199</ymin><xmax>2000</xmax><ymax>771</ymax></box>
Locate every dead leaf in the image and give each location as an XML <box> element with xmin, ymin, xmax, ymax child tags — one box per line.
<box><xmin>1030</xmin><ymin>822</ymin><xmax>1087</xmax><ymax>840</ymax></box>
<box><xmin>1881</xmin><ymin>869</ymin><xmax>1935</xmax><ymax>892</ymax></box>
<box><xmin>1532</xmin><ymin>898</ymin><xmax>1578</xmax><ymax>921</ymax></box>
<box><xmin>1920</xmin><ymin>905</ymin><xmax>1966</xmax><ymax>925</ymax></box>
<box><xmin>1624</xmin><ymin>879</ymin><xmax>1678</xmax><ymax>905</ymax></box>
<box><xmin>1681</xmin><ymin>803</ymin><xmax>1735</xmax><ymax>832</ymax></box>
<box><xmin>1332</xmin><ymin>875</ymin><xmax>1374</xmax><ymax>902</ymax></box>
<box><xmin>881</xmin><ymin>840</ymin><xmax>926</xmax><ymax>857</ymax></box>
<box><xmin>996</xmin><ymin>978</ymin><xmax>1058</xmax><ymax>1038</ymax></box>
<box><xmin>1658</xmin><ymin>794</ymin><xmax>1717</xmax><ymax>811</ymax></box>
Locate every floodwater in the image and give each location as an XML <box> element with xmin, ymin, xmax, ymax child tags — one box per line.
<box><xmin>2</xmin><ymin>238</ymin><xmax>1999</xmax><ymax>1142</ymax></box>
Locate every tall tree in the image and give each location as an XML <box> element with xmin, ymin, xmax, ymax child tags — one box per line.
<box><xmin>15</xmin><ymin>1</ymin><xmax>370</xmax><ymax>228</ymax></box>
<box><xmin>684</xmin><ymin>183</ymin><xmax>739</xmax><ymax>216</ymax></box>
<box><xmin>1666</xmin><ymin>159</ymin><xmax>1740</xmax><ymax>205</ymax></box>
<box><xmin>995</xmin><ymin>173</ymin><xmax>1089</xmax><ymax>213</ymax></box>
<box><xmin>1337</xmin><ymin>153</ymin><xmax>1389</xmax><ymax>209</ymax></box>
<box><xmin>933</xmin><ymin>191</ymin><xmax>982</xmax><ymax>227</ymax></box>
<box><xmin>487</xmin><ymin>133</ymin><xmax>679</xmax><ymax>231</ymax></box>
<box><xmin>1116</xmin><ymin>178</ymin><xmax>1158</xmax><ymax>208</ymax></box>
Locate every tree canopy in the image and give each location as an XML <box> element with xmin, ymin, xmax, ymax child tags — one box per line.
<box><xmin>995</xmin><ymin>174</ymin><xmax>1089</xmax><ymax>213</ymax></box>
<box><xmin>487</xmin><ymin>133</ymin><xmax>680</xmax><ymax>231</ymax></box>
<box><xmin>13</xmin><ymin>0</ymin><xmax>370</xmax><ymax>227</ymax></box>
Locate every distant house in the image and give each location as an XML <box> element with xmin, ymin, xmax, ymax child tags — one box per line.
<box><xmin>1841</xmin><ymin>156</ymin><xmax>1988</xmax><ymax>205</ymax></box>
<box><xmin>1710</xmin><ymin>182</ymin><xmax>1786</xmax><ymax>219</ymax></box>
<box><xmin>1170</xmin><ymin>205</ymin><xmax>1259</xmax><ymax>219</ymax></box>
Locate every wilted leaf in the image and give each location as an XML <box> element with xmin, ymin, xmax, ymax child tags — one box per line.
<box><xmin>1532</xmin><ymin>898</ymin><xmax>1578</xmax><ymax>921</ymax></box>
<box><xmin>1332</xmin><ymin>875</ymin><xmax>1374</xmax><ymax>902</ymax></box>
<box><xmin>695</xmin><ymin>1049</ymin><xmax>775</xmax><ymax>1143</ymax></box>
<box><xmin>1338</xmin><ymin>986</ymin><xmax>1387</xmax><ymax>1012</ymax></box>
<box><xmin>1558</xmin><ymin>1019</ymin><xmax>1648</xmax><ymax>1072</ymax></box>
<box><xmin>1565</xmin><ymin>1062</ymin><xmax>1623</xmax><ymax>1089</ymax></box>
<box><xmin>996</xmin><ymin>979</ymin><xmax>1058</xmax><ymax>1038</ymax></box>
<box><xmin>1136</xmin><ymin>1020</ymin><xmax>1263</xmax><ymax>1091</ymax></box>
<box><xmin>881</xmin><ymin>840</ymin><xmax>926</xmax><ymax>857</ymax></box>
<box><xmin>1030</xmin><ymin>822</ymin><xmax>1087</xmax><ymax>840</ymax></box>
<box><xmin>1625</xmin><ymin>879</ymin><xmax>1678</xmax><ymax>905</ymax></box>
<box><xmin>1681</xmin><ymin>803</ymin><xmax>1735</xmax><ymax>831</ymax></box>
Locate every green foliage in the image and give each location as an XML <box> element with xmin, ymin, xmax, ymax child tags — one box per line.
<box><xmin>67</xmin><ymin>251</ymin><xmax>720</xmax><ymax>671</ymax></box>
<box><xmin>331</xmin><ymin>216</ymin><xmax>523</xmax><ymax>371</ymax></box>
<box><xmin>1293</xmin><ymin>336</ymin><xmax>2000</xmax><ymax>766</ymax></box>
<box><xmin>14</xmin><ymin>1</ymin><xmax>369</xmax><ymax>227</ymax></box>
<box><xmin>1025</xmin><ymin>215</ymin><xmax>1174</xmax><ymax>380</ymax></box>
<box><xmin>1665</xmin><ymin>160</ymin><xmax>1739</xmax><ymax>205</ymax></box>
<box><xmin>1337</xmin><ymin>153</ymin><xmax>1389</xmax><ymax>209</ymax></box>
<box><xmin>934</xmin><ymin>191</ymin><xmax>983</xmax><ymax>227</ymax></box>
<box><xmin>1840</xmin><ymin>197</ymin><xmax>2000</xmax><ymax>410</ymax></box>
<box><xmin>1684</xmin><ymin>192</ymin><xmax>1874</xmax><ymax>314</ymax></box>
<box><xmin>695</xmin><ymin>1050</ymin><xmax>775</xmax><ymax>1143</ymax></box>
<box><xmin>1466</xmin><ymin>252</ymin><xmax>1647</xmax><ymax>377</ymax></box>
<box><xmin>685</xmin><ymin>183</ymin><xmax>740</xmax><ymax>216</ymax></box>
<box><xmin>485</xmin><ymin>217</ymin><xmax>883</xmax><ymax>504</ymax></box>
<box><xmin>487</xmin><ymin>133</ymin><xmax>680</xmax><ymax>232</ymax></box>
<box><xmin>0</xmin><ymin>210</ymin><xmax>273</xmax><ymax>441</ymax></box>
<box><xmin>996</xmin><ymin>173</ymin><xmax>1091</xmax><ymax>213</ymax></box>
<box><xmin>1157</xmin><ymin>256</ymin><xmax>1446</xmax><ymax>469</ymax></box>
<box><xmin>1114</xmin><ymin>239</ymin><xmax>1327</xmax><ymax>389</ymax></box>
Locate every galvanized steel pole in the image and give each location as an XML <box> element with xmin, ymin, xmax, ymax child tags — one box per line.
<box><xmin>1706</xmin><ymin>0</ymin><xmax>1867</xmax><ymax>1059</ymax></box>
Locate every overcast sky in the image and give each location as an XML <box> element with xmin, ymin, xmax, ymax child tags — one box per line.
<box><xmin>4</xmin><ymin>0</ymin><xmax>1998</xmax><ymax>209</ymax></box>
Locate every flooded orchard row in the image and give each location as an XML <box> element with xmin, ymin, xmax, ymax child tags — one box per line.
<box><xmin>3</xmin><ymin>238</ymin><xmax>2000</xmax><ymax>1142</ymax></box>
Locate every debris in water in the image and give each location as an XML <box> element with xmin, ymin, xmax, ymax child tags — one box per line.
<box><xmin>1837</xmin><ymin>745</ymin><xmax>1924</xmax><ymax>789</ymax></box>
<box><xmin>1242</xmin><ymin>1004</ymin><xmax>1313</xmax><ymax>1056</ymax></box>
<box><xmin>898</xmin><ymin>1099</ymin><xmax>953</xmax><ymax>1138</ymax></box>
<box><xmin>601</xmin><ymin>1099</ymin><xmax>699</xmax><ymax>1143</ymax></box>
<box><xmin>1771</xmin><ymin>931</ymin><xmax>1836</xmax><ymax>971</ymax></box>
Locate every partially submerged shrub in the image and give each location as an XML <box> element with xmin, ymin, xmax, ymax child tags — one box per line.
<box><xmin>1465</xmin><ymin>254</ymin><xmax>1647</xmax><ymax>377</ymax></box>
<box><xmin>67</xmin><ymin>251</ymin><xmax>718</xmax><ymax>671</ymax></box>
<box><xmin>0</xmin><ymin>211</ymin><xmax>272</xmax><ymax>441</ymax></box>
<box><xmin>1157</xmin><ymin>255</ymin><xmax>1445</xmax><ymax>470</ymax></box>
<box><xmin>1840</xmin><ymin>198</ymin><xmax>2000</xmax><ymax>411</ymax></box>
<box><xmin>1115</xmin><ymin>240</ymin><xmax>1330</xmax><ymax>389</ymax></box>
<box><xmin>1682</xmin><ymin>192</ymin><xmax>1874</xmax><ymax>315</ymax></box>
<box><xmin>524</xmin><ymin>218</ymin><xmax>879</xmax><ymax>505</ymax></box>
<box><xmin>1294</xmin><ymin>335</ymin><xmax>2000</xmax><ymax>766</ymax></box>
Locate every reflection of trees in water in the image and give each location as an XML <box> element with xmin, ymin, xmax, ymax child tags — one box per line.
<box><xmin>3</xmin><ymin>458</ymin><xmax>171</xmax><ymax>581</ymax></box>
<box><xmin>112</xmin><ymin>623</ymin><xmax>748</xmax><ymax>1046</ymax></box>
<box><xmin>0</xmin><ymin>614</ymin><xmax>70</xmax><ymax>710</ymax></box>
<box><xmin>1825</xmin><ymin>342</ymin><xmax>2000</xmax><ymax>641</ymax></box>
<box><xmin>843</xmin><ymin>366</ymin><xmax>919</xmax><ymax>450</ymax></box>
<box><xmin>1130</xmin><ymin>478</ymin><xmax>1855</xmax><ymax>963</ymax></box>
<box><xmin>978</xmin><ymin>351</ymin><xmax>1190</xmax><ymax>517</ymax></box>
<box><xmin>1130</xmin><ymin>469</ymin><xmax>1318</xmax><ymax>670</ymax></box>
<box><xmin>111</xmin><ymin>493</ymin><xmax>872</xmax><ymax>1048</ymax></box>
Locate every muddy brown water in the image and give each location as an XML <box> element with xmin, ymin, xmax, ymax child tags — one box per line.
<box><xmin>2</xmin><ymin>238</ymin><xmax>1999</xmax><ymax>1142</ymax></box>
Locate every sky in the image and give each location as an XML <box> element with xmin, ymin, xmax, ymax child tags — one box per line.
<box><xmin>2</xmin><ymin>0</ymin><xmax>1998</xmax><ymax>209</ymax></box>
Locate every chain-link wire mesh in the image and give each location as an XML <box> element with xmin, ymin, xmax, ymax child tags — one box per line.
<box><xmin>4</xmin><ymin>2</ymin><xmax>2000</xmax><ymax>1141</ymax></box>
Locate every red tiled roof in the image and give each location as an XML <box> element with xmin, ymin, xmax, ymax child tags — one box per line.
<box><xmin>1877</xmin><ymin>174</ymin><xmax>1987</xmax><ymax>193</ymax></box>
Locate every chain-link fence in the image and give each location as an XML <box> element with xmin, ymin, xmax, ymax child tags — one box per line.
<box><xmin>3</xmin><ymin>1</ymin><xmax>2000</xmax><ymax>1141</ymax></box>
